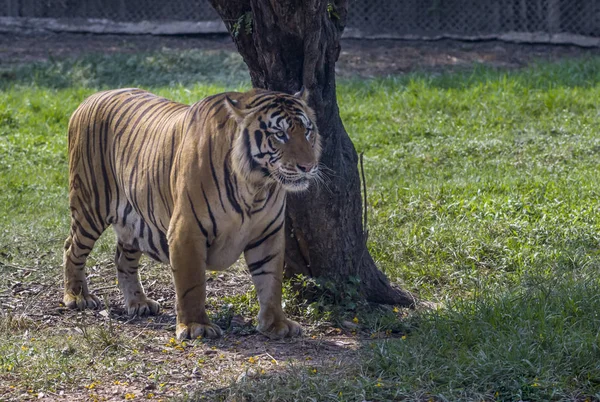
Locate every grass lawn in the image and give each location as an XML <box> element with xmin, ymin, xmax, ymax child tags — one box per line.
<box><xmin>1</xmin><ymin>49</ymin><xmax>600</xmax><ymax>401</ymax></box>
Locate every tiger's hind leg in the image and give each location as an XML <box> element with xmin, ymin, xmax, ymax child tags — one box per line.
<box><xmin>114</xmin><ymin>241</ymin><xmax>160</xmax><ymax>316</ymax></box>
<box><xmin>63</xmin><ymin>224</ymin><xmax>104</xmax><ymax>310</ymax></box>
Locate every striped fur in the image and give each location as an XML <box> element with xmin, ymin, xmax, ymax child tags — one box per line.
<box><xmin>63</xmin><ymin>88</ymin><xmax>320</xmax><ymax>340</ymax></box>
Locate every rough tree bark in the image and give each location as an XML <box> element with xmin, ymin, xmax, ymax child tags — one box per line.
<box><xmin>209</xmin><ymin>0</ymin><xmax>415</xmax><ymax>306</ymax></box>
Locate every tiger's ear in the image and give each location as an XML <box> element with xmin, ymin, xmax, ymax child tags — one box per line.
<box><xmin>294</xmin><ymin>86</ymin><xmax>310</xmax><ymax>103</ymax></box>
<box><xmin>224</xmin><ymin>95</ymin><xmax>247</xmax><ymax>125</ymax></box>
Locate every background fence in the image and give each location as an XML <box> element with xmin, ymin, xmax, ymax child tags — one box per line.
<box><xmin>349</xmin><ymin>0</ymin><xmax>599</xmax><ymax>38</ymax></box>
<box><xmin>0</xmin><ymin>0</ymin><xmax>599</xmax><ymax>45</ymax></box>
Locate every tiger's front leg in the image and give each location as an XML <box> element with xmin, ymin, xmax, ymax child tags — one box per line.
<box><xmin>168</xmin><ymin>217</ymin><xmax>222</xmax><ymax>341</ymax></box>
<box><xmin>244</xmin><ymin>226</ymin><xmax>302</xmax><ymax>339</ymax></box>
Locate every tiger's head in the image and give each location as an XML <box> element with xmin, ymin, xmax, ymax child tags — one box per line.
<box><xmin>226</xmin><ymin>88</ymin><xmax>322</xmax><ymax>193</ymax></box>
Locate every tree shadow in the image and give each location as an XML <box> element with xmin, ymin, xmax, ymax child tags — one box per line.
<box><xmin>188</xmin><ymin>237</ymin><xmax>600</xmax><ymax>401</ymax></box>
<box><xmin>0</xmin><ymin>49</ymin><xmax>250</xmax><ymax>90</ymax></box>
<box><xmin>341</xmin><ymin>55</ymin><xmax>600</xmax><ymax>96</ymax></box>
<box><xmin>2</xmin><ymin>44</ymin><xmax>599</xmax><ymax>92</ymax></box>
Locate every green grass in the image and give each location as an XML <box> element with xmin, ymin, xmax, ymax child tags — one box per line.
<box><xmin>339</xmin><ymin>60</ymin><xmax>600</xmax><ymax>302</ymax></box>
<box><xmin>2</xmin><ymin>50</ymin><xmax>600</xmax><ymax>400</ymax></box>
<box><xmin>214</xmin><ymin>269</ymin><xmax>600</xmax><ymax>401</ymax></box>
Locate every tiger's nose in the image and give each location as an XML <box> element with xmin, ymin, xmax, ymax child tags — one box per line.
<box><xmin>297</xmin><ymin>162</ymin><xmax>315</xmax><ymax>172</ymax></box>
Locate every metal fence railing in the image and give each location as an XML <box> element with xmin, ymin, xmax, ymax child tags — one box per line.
<box><xmin>0</xmin><ymin>0</ymin><xmax>219</xmax><ymax>22</ymax></box>
<box><xmin>346</xmin><ymin>0</ymin><xmax>599</xmax><ymax>38</ymax></box>
<box><xmin>0</xmin><ymin>0</ymin><xmax>599</xmax><ymax>45</ymax></box>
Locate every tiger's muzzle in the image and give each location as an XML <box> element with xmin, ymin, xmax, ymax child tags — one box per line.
<box><xmin>277</xmin><ymin>163</ymin><xmax>318</xmax><ymax>192</ymax></box>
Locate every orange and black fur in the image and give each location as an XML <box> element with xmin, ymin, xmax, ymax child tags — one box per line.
<box><xmin>63</xmin><ymin>87</ymin><xmax>321</xmax><ymax>340</ymax></box>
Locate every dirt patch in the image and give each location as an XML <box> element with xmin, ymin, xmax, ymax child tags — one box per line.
<box><xmin>0</xmin><ymin>259</ymin><xmax>402</xmax><ymax>401</ymax></box>
<box><xmin>0</xmin><ymin>32</ymin><xmax>234</xmax><ymax>67</ymax></box>
<box><xmin>1</xmin><ymin>32</ymin><xmax>599</xmax><ymax>76</ymax></box>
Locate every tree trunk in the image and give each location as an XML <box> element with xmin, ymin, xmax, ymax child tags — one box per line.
<box><xmin>209</xmin><ymin>0</ymin><xmax>415</xmax><ymax>306</ymax></box>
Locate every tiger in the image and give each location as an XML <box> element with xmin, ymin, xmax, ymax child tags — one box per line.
<box><xmin>63</xmin><ymin>87</ymin><xmax>321</xmax><ymax>340</ymax></box>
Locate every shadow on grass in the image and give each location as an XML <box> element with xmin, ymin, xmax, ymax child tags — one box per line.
<box><xmin>341</xmin><ymin>56</ymin><xmax>600</xmax><ymax>95</ymax></box>
<box><xmin>2</xmin><ymin>51</ymin><xmax>600</xmax><ymax>93</ymax></box>
<box><xmin>0</xmin><ymin>49</ymin><xmax>250</xmax><ymax>90</ymax></box>
<box><xmin>189</xmin><ymin>261</ymin><xmax>600</xmax><ymax>402</ymax></box>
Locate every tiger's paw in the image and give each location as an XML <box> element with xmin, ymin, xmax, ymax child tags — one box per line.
<box><xmin>257</xmin><ymin>317</ymin><xmax>302</xmax><ymax>340</ymax></box>
<box><xmin>63</xmin><ymin>292</ymin><xmax>102</xmax><ymax>310</ymax></box>
<box><xmin>176</xmin><ymin>322</ymin><xmax>222</xmax><ymax>341</ymax></box>
<box><xmin>125</xmin><ymin>298</ymin><xmax>160</xmax><ymax>317</ymax></box>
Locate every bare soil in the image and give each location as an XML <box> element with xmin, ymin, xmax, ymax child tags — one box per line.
<box><xmin>1</xmin><ymin>259</ymin><xmax>376</xmax><ymax>401</ymax></box>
